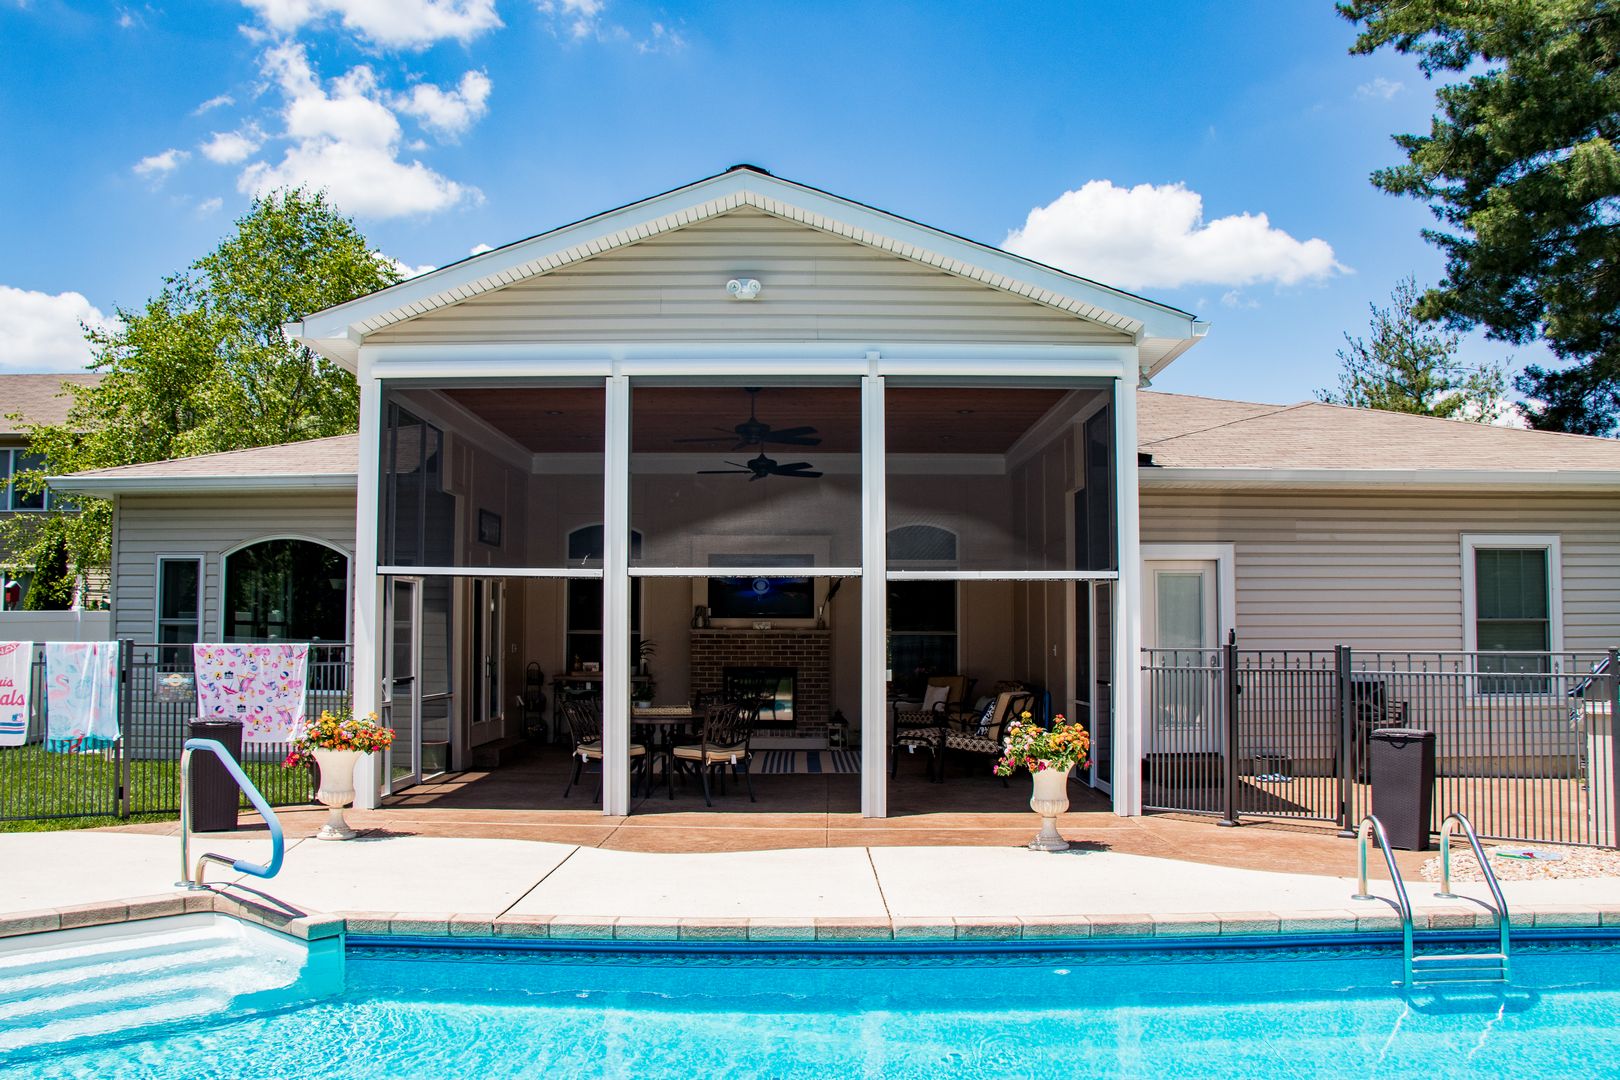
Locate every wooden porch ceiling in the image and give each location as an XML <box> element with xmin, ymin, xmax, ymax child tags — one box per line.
<box><xmin>442</xmin><ymin>386</ymin><xmax>1089</xmax><ymax>455</ymax></box>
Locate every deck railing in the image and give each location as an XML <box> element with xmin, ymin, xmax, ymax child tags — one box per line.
<box><xmin>0</xmin><ymin>641</ymin><xmax>351</xmax><ymax>822</ymax></box>
<box><xmin>1142</xmin><ymin>640</ymin><xmax>1620</xmax><ymax>847</ymax></box>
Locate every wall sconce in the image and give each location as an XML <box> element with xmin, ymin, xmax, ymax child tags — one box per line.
<box><xmin>727</xmin><ymin>278</ymin><xmax>762</xmax><ymax>301</ymax></box>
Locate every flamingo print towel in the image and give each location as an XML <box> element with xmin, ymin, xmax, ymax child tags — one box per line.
<box><xmin>193</xmin><ymin>644</ymin><xmax>310</xmax><ymax>745</ymax></box>
<box><xmin>0</xmin><ymin>641</ymin><xmax>31</xmax><ymax>747</ymax></box>
<box><xmin>45</xmin><ymin>641</ymin><xmax>120</xmax><ymax>752</ymax></box>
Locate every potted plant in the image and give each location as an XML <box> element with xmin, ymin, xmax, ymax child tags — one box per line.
<box><xmin>994</xmin><ymin>713</ymin><xmax>1091</xmax><ymax>852</ymax></box>
<box><xmin>286</xmin><ymin>708</ymin><xmax>395</xmax><ymax>841</ymax></box>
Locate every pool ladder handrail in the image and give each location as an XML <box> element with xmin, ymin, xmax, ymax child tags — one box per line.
<box><xmin>1431</xmin><ymin>811</ymin><xmax>1512</xmax><ymax>984</ymax></box>
<box><xmin>177</xmin><ymin>737</ymin><xmax>285</xmax><ymax>889</ymax></box>
<box><xmin>1352</xmin><ymin>814</ymin><xmax>1416</xmax><ymax>985</ymax></box>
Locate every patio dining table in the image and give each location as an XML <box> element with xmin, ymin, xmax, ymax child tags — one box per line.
<box><xmin>632</xmin><ymin>707</ymin><xmax>703</xmax><ymax>798</ymax></box>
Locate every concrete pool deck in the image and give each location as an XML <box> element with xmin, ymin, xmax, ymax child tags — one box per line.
<box><xmin>3</xmin><ymin>830</ymin><xmax>1620</xmax><ymax>943</ymax></box>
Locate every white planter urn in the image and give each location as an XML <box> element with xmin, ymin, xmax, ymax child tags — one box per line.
<box><xmin>312</xmin><ymin>748</ymin><xmax>365</xmax><ymax>841</ymax></box>
<box><xmin>1027</xmin><ymin>764</ymin><xmax>1072</xmax><ymax>852</ymax></box>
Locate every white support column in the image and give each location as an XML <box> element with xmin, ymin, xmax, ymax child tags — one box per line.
<box><xmin>601</xmin><ymin>373</ymin><xmax>632</xmax><ymax>816</ymax></box>
<box><xmin>353</xmin><ymin>364</ymin><xmax>384</xmax><ymax>810</ymax></box>
<box><xmin>860</xmin><ymin>369</ymin><xmax>888</xmax><ymax>817</ymax></box>
<box><xmin>1111</xmin><ymin>375</ymin><xmax>1143</xmax><ymax>817</ymax></box>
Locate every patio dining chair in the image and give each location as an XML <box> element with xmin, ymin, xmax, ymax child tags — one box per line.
<box><xmin>890</xmin><ymin>675</ymin><xmax>972</xmax><ymax>782</ymax></box>
<box><xmin>560</xmin><ymin>698</ymin><xmax>650</xmax><ymax>801</ymax></box>
<box><xmin>672</xmin><ymin>698</ymin><xmax>760</xmax><ymax>806</ymax></box>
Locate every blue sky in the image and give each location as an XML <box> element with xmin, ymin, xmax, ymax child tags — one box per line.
<box><xmin>0</xmin><ymin>0</ymin><xmax>1533</xmax><ymax>403</ymax></box>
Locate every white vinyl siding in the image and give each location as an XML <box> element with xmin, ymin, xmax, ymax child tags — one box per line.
<box><xmin>370</xmin><ymin>208</ymin><xmax>1134</xmax><ymax>347</ymax></box>
<box><xmin>112</xmin><ymin>492</ymin><xmax>356</xmax><ymax>643</ymax></box>
<box><xmin>1139</xmin><ymin>490</ymin><xmax>1620</xmax><ymax>654</ymax></box>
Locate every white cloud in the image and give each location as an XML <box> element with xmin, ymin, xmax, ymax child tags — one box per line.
<box><xmin>1003</xmin><ymin>180</ymin><xmax>1345</xmax><ymax>291</ymax></box>
<box><xmin>391</xmin><ymin>70</ymin><xmax>491</xmax><ymax>140</ymax></box>
<box><xmin>200</xmin><ymin>127</ymin><xmax>264</xmax><ymax>165</ymax></box>
<box><xmin>196</xmin><ymin>196</ymin><xmax>224</xmax><ymax>216</ymax></box>
<box><xmin>1219</xmin><ymin>289</ymin><xmax>1259</xmax><ymax>310</ymax></box>
<box><xmin>194</xmin><ymin>93</ymin><xmax>235</xmax><ymax>115</ymax></box>
<box><xmin>237</xmin><ymin>43</ymin><xmax>479</xmax><ymax>218</ymax></box>
<box><xmin>537</xmin><ymin>0</ymin><xmax>605</xmax><ymax>39</ymax></box>
<box><xmin>132</xmin><ymin>147</ymin><xmax>188</xmax><ymax>179</ymax></box>
<box><xmin>241</xmin><ymin>0</ymin><xmax>501</xmax><ymax>48</ymax></box>
<box><xmin>387</xmin><ymin>256</ymin><xmax>436</xmax><ymax>279</ymax></box>
<box><xmin>469</xmin><ymin>242</ymin><xmax>494</xmax><ymax>255</ymax></box>
<box><xmin>536</xmin><ymin>0</ymin><xmax>682</xmax><ymax>51</ymax></box>
<box><xmin>1355</xmin><ymin>76</ymin><xmax>1403</xmax><ymax>102</ymax></box>
<box><xmin>0</xmin><ymin>286</ymin><xmax>112</xmax><ymax>374</ymax></box>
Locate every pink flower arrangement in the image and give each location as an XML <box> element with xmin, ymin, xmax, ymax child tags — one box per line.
<box><xmin>280</xmin><ymin>708</ymin><xmax>394</xmax><ymax>769</ymax></box>
<box><xmin>993</xmin><ymin>713</ymin><xmax>1091</xmax><ymax>778</ymax></box>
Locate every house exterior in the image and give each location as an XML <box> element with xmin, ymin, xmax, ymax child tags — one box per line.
<box><xmin>1</xmin><ymin>373</ymin><xmax>101</xmax><ymax>610</ymax></box>
<box><xmin>47</xmin><ymin>168</ymin><xmax>1620</xmax><ymax>824</ymax></box>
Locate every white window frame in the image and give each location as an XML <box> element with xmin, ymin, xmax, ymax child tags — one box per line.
<box><xmin>1461</xmin><ymin>533</ymin><xmax>1564</xmax><ymax>671</ymax></box>
<box><xmin>4</xmin><ymin>449</ymin><xmax>49</xmax><ymax>512</ymax></box>
<box><xmin>155</xmin><ymin>555</ymin><xmax>205</xmax><ymax>668</ymax></box>
<box><xmin>219</xmin><ymin>534</ymin><xmax>354</xmax><ymax>644</ymax></box>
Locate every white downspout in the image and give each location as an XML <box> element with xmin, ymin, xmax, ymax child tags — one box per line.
<box><xmin>352</xmin><ymin>358</ymin><xmax>383</xmax><ymax>810</ymax></box>
<box><xmin>1112</xmin><ymin>373</ymin><xmax>1143</xmax><ymax>817</ymax></box>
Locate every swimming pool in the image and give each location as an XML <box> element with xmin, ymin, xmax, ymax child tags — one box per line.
<box><xmin>6</xmin><ymin>923</ymin><xmax>1620</xmax><ymax>1078</ymax></box>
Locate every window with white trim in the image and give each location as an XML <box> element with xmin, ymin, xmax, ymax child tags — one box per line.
<box><xmin>1463</xmin><ymin>535</ymin><xmax>1562</xmax><ymax>693</ymax></box>
<box><xmin>156</xmin><ymin>557</ymin><xmax>202</xmax><ymax>668</ymax></box>
<box><xmin>3</xmin><ymin>450</ymin><xmax>48</xmax><ymax>511</ymax></box>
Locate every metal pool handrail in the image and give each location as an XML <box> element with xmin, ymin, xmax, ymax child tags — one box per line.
<box><xmin>1352</xmin><ymin>814</ymin><xmax>1414</xmax><ymax>984</ymax></box>
<box><xmin>1436</xmin><ymin>811</ymin><xmax>1512</xmax><ymax>977</ymax></box>
<box><xmin>177</xmin><ymin>738</ymin><xmax>285</xmax><ymax>889</ymax></box>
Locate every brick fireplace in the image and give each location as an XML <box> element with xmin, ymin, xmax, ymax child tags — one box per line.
<box><xmin>689</xmin><ymin>628</ymin><xmax>832</xmax><ymax>737</ymax></box>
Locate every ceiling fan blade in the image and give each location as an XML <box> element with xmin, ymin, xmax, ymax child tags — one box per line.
<box><xmin>775</xmin><ymin>469</ymin><xmax>823</xmax><ymax>478</ymax></box>
<box><xmin>761</xmin><ymin>433</ymin><xmax>822</xmax><ymax>447</ymax></box>
<box><xmin>772</xmin><ymin>462</ymin><xmax>815</xmax><ymax>472</ymax></box>
<box><xmin>766</xmin><ymin>426</ymin><xmax>819</xmax><ymax>439</ymax></box>
<box><xmin>696</xmin><ymin>468</ymin><xmax>751</xmax><ymax>474</ymax></box>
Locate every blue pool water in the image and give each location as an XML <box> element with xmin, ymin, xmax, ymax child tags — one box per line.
<box><xmin>8</xmin><ymin>929</ymin><xmax>1620</xmax><ymax>1078</ymax></box>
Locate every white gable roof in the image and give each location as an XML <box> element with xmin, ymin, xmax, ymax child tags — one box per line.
<box><xmin>289</xmin><ymin>166</ymin><xmax>1207</xmax><ymax>373</ymax></box>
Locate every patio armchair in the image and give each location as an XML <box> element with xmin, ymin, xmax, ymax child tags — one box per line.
<box><xmin>560</xmin><ymin>699</ymin><xmax>650</xmax><ymax>801</ymax></box>
<box><xmin>939</xmin><ymin>687</ymin><xmax>1034</xmax><ymax>783</ymax></box>
<box><xmin>672</xmin><ymin>698</ymin><xmax>761</xmax><ymax>806</ymax></box>
<box><xmin>890</xmin><ymin>675</ymin><xmax>973</xmax><ymax>782</ymax></box>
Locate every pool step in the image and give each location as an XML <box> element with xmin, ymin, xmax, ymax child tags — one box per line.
<box><xmin>1410</xmin><ymin>950</ymin><xmax>1510</xmax><ymax>986</ymax></box>
<box><xmin>0</xmin><ymin>915</ymin><xmax>315</xmax><ymax>1056</ymax></box>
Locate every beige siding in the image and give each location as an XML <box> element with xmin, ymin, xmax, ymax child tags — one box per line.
<box><xmin>371</xmin><ymin>208</ymin><xmax>1132</xmax><ymax>346</ymax></box>
<box><xmin>112</xmin><ymin>493</ymin><xmax>356</xmax><ymax>642</ymax></box>
<box><xmin>1140</xmin><ymin>489</ymin><xmax>1620</xmax><ymax>654</ymax></box>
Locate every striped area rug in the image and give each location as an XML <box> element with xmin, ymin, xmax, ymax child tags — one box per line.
<box><xmin>754</xmin><ymin>749</ymin><xmax>862</xmax><ymax>775</ymax></box>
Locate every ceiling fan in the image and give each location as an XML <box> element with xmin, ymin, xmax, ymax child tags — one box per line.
<box><xmin>697</xmin><ymin>452</ymin><xmax>823</xmax><ymax>481</ymax></box>
<box><xmin>673</xmin><ymin>387</ymin><xmax>821</xmax><ymax>450</ymax></box>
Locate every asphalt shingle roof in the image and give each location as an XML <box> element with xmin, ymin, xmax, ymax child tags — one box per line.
<box><xmin>0</xmin><ymin>374</ymin><xmax>101</xmax><ymax>436</ymax></box>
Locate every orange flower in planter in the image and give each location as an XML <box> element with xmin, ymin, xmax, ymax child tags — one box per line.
<box><xmin>993</xmin><ymin>713</ymin><xmax>1090</xmax><ymax>777</ymax></box>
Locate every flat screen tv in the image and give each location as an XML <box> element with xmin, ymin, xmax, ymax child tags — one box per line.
<box><xmin>707</xmin><ymin>576</ymin><xmax>815</xmax><ymax>620</ymax></box>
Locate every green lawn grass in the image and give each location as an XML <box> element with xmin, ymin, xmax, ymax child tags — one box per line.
<box><xmin>0</xmin><ymin>744</ymin><xmax>314</xmax><ymax>831</ymax></box>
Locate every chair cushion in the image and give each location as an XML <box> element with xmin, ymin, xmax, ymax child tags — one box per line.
<box><xmin>895</xmin><ymin>727</ymin><xmax>942</xmax><ymax>749</ymax></box>
<box><xmin>945</xmin><ymin>730</ymin><xmax>1003</xmax><ymax>755</ymax></box>
<box><xmin>921</xmin><ymin>683</ymin><xmax>950</xmax><ymax>713</ymax></box>
<box><xmin>576</xmin><ymin>740</ymin><xmax>646</xmax><ymax>759</ymax></box>
<box><xmin>672</xmin><ymin>742</ymin><xmax>749</xmax><ymax>764</ymax></box>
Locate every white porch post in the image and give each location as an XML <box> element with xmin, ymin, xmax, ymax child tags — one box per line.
<box><xmin>352</xmin><ymin>363</ymin><xmax>383</xmax><ymax>810</ymax></box>
<box><xmin>860</xmin><ymin>368</ymin><xmax>888</xmax><ymax>817</ymax></box>
<box><xmin>1111</xmin><ymin>375</ymin><xmax>1143</xmax><ymax>817</ymax></box>
<box><xmin>601</xmin><ymin>372</ymin><xmax>632</xmax><ymax>816</ymax></box>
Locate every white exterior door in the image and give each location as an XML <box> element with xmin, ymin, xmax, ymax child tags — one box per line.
<box><xmin>382</xmin><ymin>576</ymin><xmax>423</xmax><ymax>794</ymax></box>
<box><xmin>1142</xmin><ymin>560</ymin><xmax>1221</xmax><ymax>756</ymax></box>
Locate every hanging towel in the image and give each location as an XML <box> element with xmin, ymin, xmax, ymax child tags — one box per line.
<box><xmin>0</xmin><ymin>641</ymin><xmax>31</xmax><ymax>747</ymax></box>
<box><xmin>193</xmin><ymin>644</ymin><xmax>310</xmax><ymax>745</ymax></box>
<box><xmin>45</xmin><ymin>641</ymin><xmax>120</xmax><ymax>753</ymax></box>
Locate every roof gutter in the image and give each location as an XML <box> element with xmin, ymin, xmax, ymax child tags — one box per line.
<box><xmin>47</xmin><ymin>473</ymin><xmax>359</xmax><ymax>496</ymax></box>
<box><xmin>1138</xmin><ymin>466</ymin><xmax>1620</xmax><ymax>491</ymax></box>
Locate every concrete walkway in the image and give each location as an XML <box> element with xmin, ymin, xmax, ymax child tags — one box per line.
<box><xmin>5</xmin><ymin>831</ymin><xmax>1620</xmax><ymax>928</ymax></box>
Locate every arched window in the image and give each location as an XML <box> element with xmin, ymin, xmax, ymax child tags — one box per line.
<box><xmin>888</xmin><ymin>524</ymin><xmax>958</xmax><ymax>564</ymax></box>
<box><xmin>224</xmin><ymin>538</ymin><xmax>350</xmax><ymax>642</ymax></box>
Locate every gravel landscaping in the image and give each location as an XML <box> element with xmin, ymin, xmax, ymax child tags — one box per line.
<box><xmin>1419</xmin><ymin>843</ymin><xmax>1620</xmax><ymax>882</ymax></box>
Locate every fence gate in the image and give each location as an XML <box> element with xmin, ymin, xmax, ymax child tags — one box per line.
<box><xmin>1141</xmin><ymin>638</ymin><xmax>1620</xmax><ymax>848</ymax></box>
<box><xmin>0</xmin><ymin>642</ymin><xmax>350</xmax><ymax>823</ymax></box>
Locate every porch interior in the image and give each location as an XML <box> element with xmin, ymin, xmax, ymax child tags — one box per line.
<box><xmin>380</xmin><ymin>378</ymin><xmax>1120</xmax><ymax>816</ymax></box>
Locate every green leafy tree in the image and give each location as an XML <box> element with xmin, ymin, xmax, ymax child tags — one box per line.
<box><xmin>20</xmin><ymin>534</ymin><xmax>73</xmax><ymax>611</ymax></box>
<box><xmin>3</xmin><ymin>189</ymin><xmax>400</xmax><ymax>585</ymax></box>
<box><xmin>1341</xmin><ymin>0</ymin><xmax>1620</xmax><ymax>434</ymax></box>
<box><xmin>1318</xmin><ymin>277</ymin><xmax>1508</xmax><ymax>421</ymax></box>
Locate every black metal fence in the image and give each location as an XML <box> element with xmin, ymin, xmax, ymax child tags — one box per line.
<box><xmin>1142</xmin><ymin>640</ymin><xmax>1620</xmax><ymax>847</ymax></box>
<box><xmin>0</xmin><ymin>642</ymin><xmax>351</xmax><ymax>823</ymax></box>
